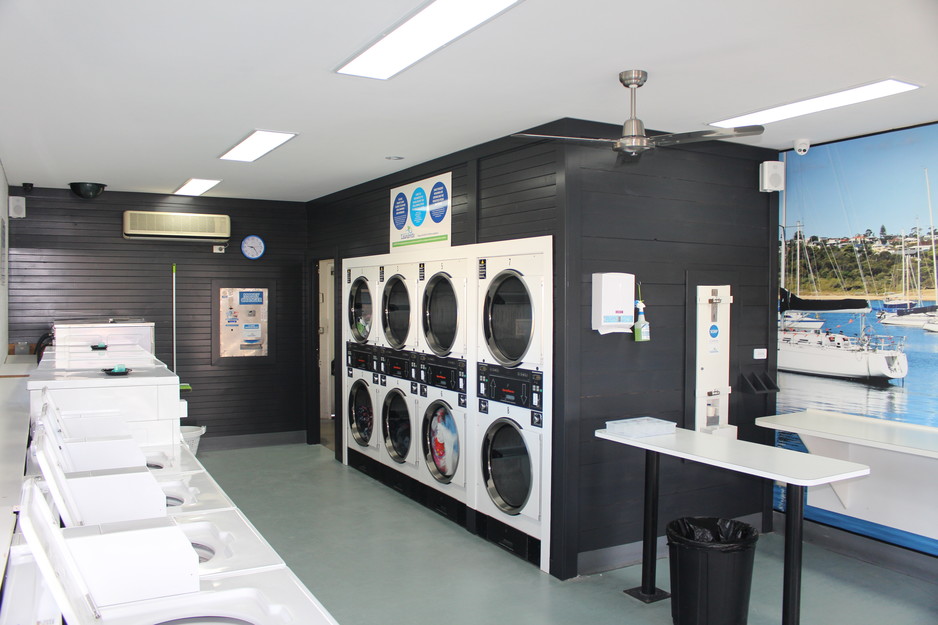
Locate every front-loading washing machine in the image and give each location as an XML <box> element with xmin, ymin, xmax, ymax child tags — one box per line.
<box><xmin>471</xmin><ymin>236</ymin><xmax>552</xmax><ymax>571</ymax></box>
<box><xmin>416</xmin><ymin>354</ymin><xmax>473</xmax><ymax>508</ymax></box>
<box><xmin>416</xmin><ymin>255</ymin><xmax>470</xmax><ymax>361</ymax></box>
<box><xmin>374</xmin><ymin>348</ymin><xmax>420</xmax><ymax>479</ymax></box>
<box><xmin>343</xmin><ymin>342</ymin><xmax>380</xmax><ymax>466</ymax></box>
<box><xmin>476</xmin><ymin>246</ymin><xmax>549</xmax><ymax>370</ymax></box>
<box><xmin>375</xmin><ymin>259</ymin><xmax>420</xmax><ymax>353</ymax></box>
<box><xmin>344</xmin><ymin>262</ymin><xmax>380</xmax><ymax>347</ymax></box>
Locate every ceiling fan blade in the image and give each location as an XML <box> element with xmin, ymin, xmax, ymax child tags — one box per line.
<box><xmin>512</xmin><ymin>133</ymin><xmax>618</xmax><ymax>147</ymax></box>
<box><xmin>650</xmin><ymin>125</ymin><xmax>764</xmax><ymax>148</ymax></box>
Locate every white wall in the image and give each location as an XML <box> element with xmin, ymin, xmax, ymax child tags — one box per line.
<box><xmin>0</xmin><ymin>161</ymin><xmax>8</xmax><ymax>359</ymax></box>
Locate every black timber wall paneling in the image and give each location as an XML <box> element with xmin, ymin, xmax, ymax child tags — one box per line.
<box><xmin>8</xmin><ymin>187</ymin><xmax>308</xmax><ymax>439</ymax></box>
<box><xmin>304</xmin><ymin>119</ymin><xmax>778</xmax><ymax>580</ymax></box>
<box><xmin>560</xmin><ymin>134</ymin><xmax>778</xmax><ymax>577</ymax></box>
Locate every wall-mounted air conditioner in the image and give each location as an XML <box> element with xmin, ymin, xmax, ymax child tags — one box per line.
<box><xmin>122</xmin><ymin>211</ymin><xmax>230</xmax><ymax>243</ymax></box>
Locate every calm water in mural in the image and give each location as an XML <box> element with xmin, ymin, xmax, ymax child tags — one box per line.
<box><xmin>776</xmin><ymin>302</ymin><xmax>938</xmax><ymax>428</ymax></box>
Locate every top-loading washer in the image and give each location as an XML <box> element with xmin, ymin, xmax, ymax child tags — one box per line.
<box><xmin>18</xmin><ymin>479</ymin><xmax>341</xmax><ymax>625</ymax></box>
<box><xmin>375</xmin><ymin>259</ymin><xmax>420</xmax><ymax>353</ymax></box>
<box><xmin>476</xmin><ymin>249</ymin><xmax>549</xmax><ymax>370</ymax></box>
<box><xmin>416</xmin><ymin>256</ymin><xmax>470</xmax><ymax>361</ymax></box>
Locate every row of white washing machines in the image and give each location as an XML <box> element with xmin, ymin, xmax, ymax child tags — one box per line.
<box><xmin>1</xmin><ymin>324</ymin><xmax>339</xmax><ymax>625</ymax></box>
<box><xmin>341</xmin><ymin>235</ymin><xmax>553</xmax><ymax>570</ymax></box>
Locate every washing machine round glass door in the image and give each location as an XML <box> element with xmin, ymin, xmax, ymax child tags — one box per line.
<box><xmin>382</xmin><ymin>388</ymin><xmax>411</xmax><ymax>463</ymax></box>
<box><xmin>382</xmin><ymin>274</ymin><xmax>411</xmax><ymax>349</ymax></box>
<box><xmin>422</xmin><ymin>400</ymin><xmax>460</xmax><ymax>483</ymax></box>
<box><xmin>348</xmin><ymin>277</ymin><xmax>373</xmax><ymax>343</ymax></box>
<box><xmin>423</xmin><ymin>272</ymin><xmax>458</xmax><ymax>356</ymax></box>
<box><xmin>348</xmin><ymin>379</ymin><xmax>374</xmax><ymax>446</ymax></box>
<box><xmin>481</xmin><ymin>418</ymin><xmax>531</xmax><ymax>514</ymax></box>
<box><xmin>483</xmin><ymin>270</ymin><xmax>533</xmax><ymax>366</ymax></box>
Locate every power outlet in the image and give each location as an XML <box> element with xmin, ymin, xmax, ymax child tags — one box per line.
<box><xmin>212</xmin><ymin>245</ymin><xmax>225</xmax><ymax>254</ymax></box>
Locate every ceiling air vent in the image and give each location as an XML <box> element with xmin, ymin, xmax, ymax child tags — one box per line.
<box><xmin>123</xmin><ymin>211</ymin><xmax>230</xmax><ymax>243</ymax></box>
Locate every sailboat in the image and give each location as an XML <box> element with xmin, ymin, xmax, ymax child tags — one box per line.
<box><xmin>879</xmin><ymin>170</ymin><xmax>937</xmax><ymax>327</ymax></box>
<box><xmin>778</xmin><ymin>288</ymin><xmax>908</xmax><ymax>381</ymax></box>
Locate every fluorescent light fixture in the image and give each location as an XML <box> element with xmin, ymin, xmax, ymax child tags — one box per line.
<box><xmin>337</xmin><ymin>0</ymin><xmax>522</xmax><ymax>80</ymax></box>
<box><xmin>175</xmin><ymin>178</ymin><xmax>221</xmax><ymax>196</ymax></box>
<box><xmin>219</xmin><ymin>130</ymin><xmax>297</xmax><ymax>162</ymax></box>
<box><xmin>710</xmin><ymin>79</ymin><xmax>920</xmax><ymax>128</ymax></box>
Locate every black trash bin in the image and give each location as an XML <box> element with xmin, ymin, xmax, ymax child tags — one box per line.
<box><xmin>667</xmin><ymin>517</ymin><xmax>759</xmax><ymax>625</ymax></box>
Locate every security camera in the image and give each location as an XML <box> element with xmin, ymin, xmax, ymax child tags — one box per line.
<box><xmin>794</xmin><ymin>139</ymin><xmax>810</xmax><ymax>155</ymax></box>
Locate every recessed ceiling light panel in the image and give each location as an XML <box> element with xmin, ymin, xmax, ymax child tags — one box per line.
<box><xmin>219</xmin><ymin>130</ymin><xmax>297</xmax><ymax>162</ymax></box>
<box><xmin>175</xmin><ymin>178</ymin><xmax>221</xmax><ymax>196</ymax></box>
<box><xmin>710</xmin><ymin>79</ymin><xmax>920</xmax><ymax>128</ymax></box>
<box><xmin>337</xmin><ymin>0</ymin><xmax>523</xmax><ymax>80</ymax></box>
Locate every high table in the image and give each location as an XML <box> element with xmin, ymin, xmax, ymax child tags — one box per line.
<box><xmin>595</xmin><ymin>427</ymin><xmax>869</xmax><ymax>625</ymax></box>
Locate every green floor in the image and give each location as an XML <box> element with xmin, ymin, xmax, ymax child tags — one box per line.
<box><xmin>198</xmin><ymin>443</ymin><xmax>938</xmax><ymax>625</ymax></box>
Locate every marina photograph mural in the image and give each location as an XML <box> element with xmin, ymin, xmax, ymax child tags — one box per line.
<box><xmin>774</xmin><ymin>122</ymin><xmax>938</xmax><ymax>555</ymax></box>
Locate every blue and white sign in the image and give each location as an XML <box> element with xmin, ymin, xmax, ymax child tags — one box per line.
<box><xmin>709</xmin><ymin>324</ymin><xmax>720</xmax><ymax>338</ymax></box>
<box><xmin>239</xmin><ymin>291</ymin><xmax>264</xmax><ymax>305</ymax></box>
<box><xmin>389</xmin><ymin>172</ymin><xmax>452</xmax><ymax>252</ymax></box>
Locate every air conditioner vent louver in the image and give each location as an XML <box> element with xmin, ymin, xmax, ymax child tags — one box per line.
<box><xmin>123</xmin><ymin>211</ymin><xmax>230</xmax><ymax>243</ymax></box>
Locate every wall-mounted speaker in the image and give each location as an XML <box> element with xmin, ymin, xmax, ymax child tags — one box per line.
<box><xmin>8</xmin><ymin>196</ymin><xmax>26</xmax><ymax>219</ymax></box>
<box><xmin>759</xmin><ymin>161</ymin><xmax>785</xmax><ymax>192</ymax></box>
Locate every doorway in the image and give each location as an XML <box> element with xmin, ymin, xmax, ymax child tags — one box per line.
<box><xmin>318</xmin><ymin>259</ymin><xmax>336</xmax><ymax>450</ymax></box>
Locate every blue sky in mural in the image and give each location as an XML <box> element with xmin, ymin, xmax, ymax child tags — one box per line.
<box><xmin>783</xmin><ymin>123</ymin><xmax>938</xmax><ymax>238</ymax></box>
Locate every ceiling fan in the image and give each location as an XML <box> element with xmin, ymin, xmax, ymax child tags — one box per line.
<box><xmin>512</xmin><ymin>70</ymin><xmax>764</xmax><ymax>159</ymax></box>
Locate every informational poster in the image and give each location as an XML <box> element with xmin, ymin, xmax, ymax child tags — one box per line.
<box><xmin>389</xmin><ymin>172</ymin><xmax>452</xmax><ymax>251</ymax></box>
<box><xmin>218</xmin><ymin>287</ymin><xmax>269</xmax><ymax>358</ymax></box>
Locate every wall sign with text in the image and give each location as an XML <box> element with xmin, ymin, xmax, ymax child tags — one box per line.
<box><xmin>389</xmin><ymin>172</ymin><xmax>452</xmax><ymax>251</ymax></box>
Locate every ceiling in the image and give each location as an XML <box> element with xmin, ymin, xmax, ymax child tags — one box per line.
<box><xmin>1</xmin><ymin>0</ymin><xmax>936</xmax><ymax>203</ymax></box>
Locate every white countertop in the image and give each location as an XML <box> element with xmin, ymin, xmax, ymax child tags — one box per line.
<box><xmin>595</xmin><ymin>427</ymin><xmax>870</xmax><ymax>486</ymax></box>
<box><xmin>757</xmin><ymin>410</ymin><xmax>938</xmax><ymax>460</ymax></box>
<box><xmin>26</xmin><ymin>364</ymin><xmax>179</xmax><ymax>389</ymax></box>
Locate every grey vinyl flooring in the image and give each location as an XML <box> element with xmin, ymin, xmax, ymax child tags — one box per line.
<box><xmin>197</xmin><ymin>443</ymin><xmax>938</xmax><ymax>625</ymax></box>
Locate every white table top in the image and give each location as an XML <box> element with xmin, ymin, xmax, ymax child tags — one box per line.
<box><xmin>595</xmin><ymin>428</ymin><xmax>870</xmax><ymax>486</ymax></box>
<box><xmin>757</xmin><ymin>410</ymin><xmax>938</xmax><ymax>460</ymax></box>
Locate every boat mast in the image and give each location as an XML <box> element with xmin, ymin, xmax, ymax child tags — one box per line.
<box><xmin>927</xmin><ymin>168</ymin><xmax>936</xmax><ymax>303</ymax></box>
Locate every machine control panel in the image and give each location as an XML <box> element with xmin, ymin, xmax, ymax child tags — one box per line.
<box><xmin>346</xmin><ymin>342</ymin><xmax>375</xmax><ymax>373</ymax></box>
<box><xmin>477</xmin><ymin>363</ymin><xmax>544</xmax><ymax>411</ymax></box>
<box><xmin>418</xmin><ymin>354</ymin><xmax>467</xmax><ymax>393</ymax></box>
<box><xmin>376</xmin><ymin>348</ymin><xmax>418</xmax><ymax>381</ymax></box>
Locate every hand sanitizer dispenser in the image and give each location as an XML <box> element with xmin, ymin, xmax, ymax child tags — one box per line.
<box><xmin>592</xmin><ymin>273</ymin><xmax>635</xmax><ymax>334</ymax></box>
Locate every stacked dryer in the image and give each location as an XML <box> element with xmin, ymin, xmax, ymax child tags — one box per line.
<box><xmin>415</xmin><ymin>253</ymin><xmax>473</xmax><ymax>510</ymax></box>
<box><xmin>472</xmin><ymin>237</ymin><xmax>552</xmax><ymax>571</ymax></box>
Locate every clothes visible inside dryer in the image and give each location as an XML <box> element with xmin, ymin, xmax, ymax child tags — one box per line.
<box><xmin>482</xmin><ymin>418</ymin><xmax>532</xmax><ymax>515</ymax></box>
<box><xmin>382</xmin><ymin>389</ymin><xmax>411</xmax><ymax>463</ymax></box>
<box><xmin>422</xmin><ymin>273</ymin><xmax>458</xmax><ymax>355</ymax></box>
<box><xmin>381</xmin><ymin>274</ymin><xmax>411</xmax><ymax>349</ymax></box>
<box><xmin>348</xmin><ymin>277</ymin><xmax>373</xmax><ymax>343</ymax></box>
<box><xmin>348</xmin><ymin>379</ymin><xmax>374</xmax><ymax>446</ymax></box>
<box><xmin>422</xmin><ymin>400</ymin><xmax>460</xmax><ymax>483</ymax></box>
<box><xmin>483</xmin><ymin>270</ymin><xmax>533</xmax><ymax>366</ymax></box>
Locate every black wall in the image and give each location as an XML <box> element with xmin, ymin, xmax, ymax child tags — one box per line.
<box><xmin>306</xmin><ymin>119</ymin><xmax>779</xmax><ymax>579</ymax></box>
<box><xmin>7</xmin><ymin>187</ymin><xmax>310</xmax><ymax>439</ymax></box>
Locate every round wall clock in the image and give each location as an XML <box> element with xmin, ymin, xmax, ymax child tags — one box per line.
<box><xmin>241</xmin><ymin>235</ymin><xmax>265</xmax><ymax>260</ymax></box>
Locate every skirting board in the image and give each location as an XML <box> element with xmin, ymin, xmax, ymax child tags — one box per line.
<box><xmin>197</xmin><ymin>430</ymin><xmax>306</xmax><ymax>452</ymax></box>
<box><xmin>577</xmin><ymin>512</ymin><xmax>763</xmax><ymax>576</ymax></box>
<box><xmin>772</xmin><ymin>511</ymin><xmax>936</xmax><ymax>585</ymax></box>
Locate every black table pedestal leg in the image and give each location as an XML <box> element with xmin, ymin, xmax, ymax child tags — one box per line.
<box><xmin>625</xmin><ymin>450</ymin><xmax>670</xmax><ymax>603</ymax></box>
<box><xmin>783</xmin><ymin>483</ymin><xmax>804</xmax><ymax>625</ymax></box>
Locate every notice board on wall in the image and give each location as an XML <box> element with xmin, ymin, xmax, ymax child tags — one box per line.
<box><xmin>211</xmin><ymin>280</ymin><xmax>276</xmax><ymax>365</ymax></box>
